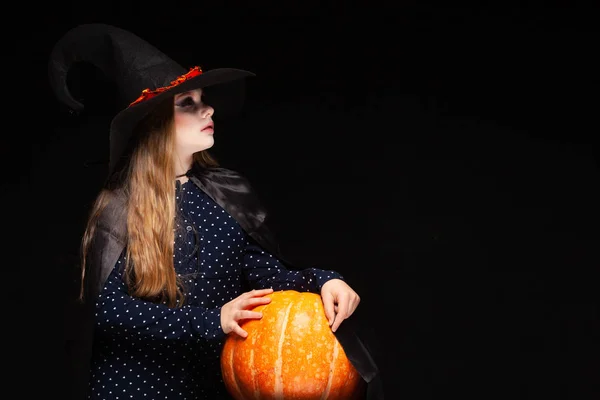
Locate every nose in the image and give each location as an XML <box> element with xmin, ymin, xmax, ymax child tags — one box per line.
<box><xmin>201</xmin><ymin>105</ymin><xmax>214</xmax><ymax>119</ymax></box>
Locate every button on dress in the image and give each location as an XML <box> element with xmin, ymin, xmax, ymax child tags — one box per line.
<box><xmin>87</xmin><ymin>180</ymin><xmax>344</xmax><ymax>399</ymax></box>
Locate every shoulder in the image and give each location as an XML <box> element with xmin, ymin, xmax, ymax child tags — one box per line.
<box><xmin>191</xmin><ymin>165</ymin><xmax>266</xmax><ymax>216</ymax></box>
<box><xmin>96</xmin><ymin>188</ymin><xmax>128</xmax><ymax>242</ymax></box>
<box><xmin>199</xmin><ymin>166</ymin><xmax>250</xmax><ymax>181</ymax></box>
<box><xmin>194</xmin><ymin>166</ymin><xmax>255</xmax><ymax>191</ymax></box>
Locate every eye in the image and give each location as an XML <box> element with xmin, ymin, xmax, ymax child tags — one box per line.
<box><xmin>176</xmin><ymin>96</ymin><xmax>196</xmax><ymax>108</ymax></box>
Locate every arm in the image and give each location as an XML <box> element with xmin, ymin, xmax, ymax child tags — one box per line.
<box><xmin>95</xmin><ymin>253</ymin><xmax>225</xmax><ymax>341</ymax></box>
<box><xmin>242</xmin><ymin>237</ymin><xmax>344</xmax><ymax>293</ymax></box>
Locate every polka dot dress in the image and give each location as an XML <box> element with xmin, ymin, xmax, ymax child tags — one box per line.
<box><xmin>87</xmin><ymin>179</ymin><xmax>344</xmax><ymax>399</ymax></box>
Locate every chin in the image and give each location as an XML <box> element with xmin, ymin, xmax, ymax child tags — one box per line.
<box><xmin>197</xmin><ymin>138</ymin><xmax>214</xmax><ymax>151</ymax></box>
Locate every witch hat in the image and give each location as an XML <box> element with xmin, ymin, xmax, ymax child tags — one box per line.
<box><xmin>48</xmin><ymin>23</ymin><xmax>255</xmax><ymax>174</ymax></box>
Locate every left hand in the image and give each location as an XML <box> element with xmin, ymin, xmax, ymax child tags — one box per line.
<box><xmin>320</xmin><ymin>279</ymin><xmax>361</xmax><ymax>332</ymax></box>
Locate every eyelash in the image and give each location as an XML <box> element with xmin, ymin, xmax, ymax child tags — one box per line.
<box><xmin>176</xmin><ymin>97</ymin><xmax>197</xmax><ymax>108</ymax></box>
<box><xmin>176</xmin><ymin>94</ymin><xmax>206</xmax><ymax>109</ymax></box>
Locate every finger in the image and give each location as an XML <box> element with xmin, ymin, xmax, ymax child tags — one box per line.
<box><xmin>236</xmin><ymin>310</ymin><xmax>263</xmax><ymax>321</ymax></box>
<box><xmin>247</xmin><ymin>288</ymin><xmax>274</xmax><ymax>298</ymax></box>
<box><xmin>231</xmin><ymin>324</ymin><xmax>248</xmax><ymax>338</ymax></box>
<box><xmin>321</xmin><ymin>291</ymin><xmax>336</xmax><ymax>326</ymax></box>
<box><xmin>244</xmin><ymin>296</ymin><xmax>272</xmax><ymax>309</ymax></box>
<box><xmin>343</xmin><ymin>297</ymin><xmax>356</xmax><ymax>316</ymax></box>
<box><xmin>331</xmin><ymin>299</ymin><xmax>349</xmax><ymax>333</ymax></box>
<box><xmin>350</xmin><ymin>295</ymin><xmax>361</xmax><ymax>314</ymax></box>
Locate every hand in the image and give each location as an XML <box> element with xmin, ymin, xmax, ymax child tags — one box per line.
<box><xmin>320</xmin><ymin>279</ymin><xmax>360</xmax><ymax>332</ymax></box>
<box><xmin>221</xmin><ymin>288</ymin><xmax>273</xmax><ymax>338</ymax></box>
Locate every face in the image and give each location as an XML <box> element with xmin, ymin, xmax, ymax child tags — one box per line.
<box><xmin>173</xmin><ymin>88</ymin><xmax>215</xmax><ymax>169</ymax></box>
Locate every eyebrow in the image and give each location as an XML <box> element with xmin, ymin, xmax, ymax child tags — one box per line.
<box><xmin>176</xmin><ymin>89</ymin><xmax>202</xmax><ymax>99</ymax></box>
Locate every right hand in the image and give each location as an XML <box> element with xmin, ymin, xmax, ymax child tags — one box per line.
<box><xmin>221</xmin><ymin>288</ymin><xmax>273</xmax><ymax>338</ymax></box>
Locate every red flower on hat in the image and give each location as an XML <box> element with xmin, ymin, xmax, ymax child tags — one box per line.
<box><xmin>129</xmin><ymin>66</ymin><xmax>203</xmax><ymax>107</ymax></box>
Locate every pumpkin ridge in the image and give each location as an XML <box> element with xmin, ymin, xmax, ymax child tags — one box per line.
<box><xmin>229</xmin><ymin>335</ymin><xmax>244</xmax><ymax>399</ymax></box>
<box><xmin>274</xmin><ymin>301</ymin><xmax>294</xmax><ymax>399</ymax></box>
<box><xmin>252</xmin><ymin>299</ymin><xmax>272</xmax><ymax>398</ymax></box>
<box><xmin>322</xmin><ymin>337</ymin><xmax>340</xmax><ymax>399</ymax></box>
<box><xmin>249</xmin><ymin>332</ymin><xmax>257</xmax><ymax>399</ymax></box>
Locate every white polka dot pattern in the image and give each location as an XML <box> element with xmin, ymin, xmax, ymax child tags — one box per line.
<box><xmin>87</xmin><ymin>180</ymin><xmax>344</xmax><ymax>399</ymax></box>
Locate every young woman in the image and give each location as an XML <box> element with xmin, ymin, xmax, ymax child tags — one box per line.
<box><xmin>50</xmin><ymin>23</ymin><xmax>381</xmax><ymax>399</ymax></box>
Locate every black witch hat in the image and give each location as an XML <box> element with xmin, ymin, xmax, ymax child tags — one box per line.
<box><xmin>48</xmin><ymin>23</ymin><xmax>255</xmax><ymax>174</ymax></box>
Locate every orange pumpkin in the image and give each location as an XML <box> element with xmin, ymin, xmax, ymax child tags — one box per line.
<box><xmin>221</xmin><ymin>290</ymin><xmax>365</xmax><ymax>399</ymax></box>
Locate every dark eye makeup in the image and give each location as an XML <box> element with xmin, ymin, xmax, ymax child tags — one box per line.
<box><xmin>176</xmin><ymin>96</ymin><xmax>196</xmax><ymax>108</ymax></box>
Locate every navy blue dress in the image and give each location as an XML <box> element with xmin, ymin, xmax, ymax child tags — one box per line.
<box><xmin>87</xmin><ymin>180</ymin><xmax>344</xmax><ymax>399</ymax></box>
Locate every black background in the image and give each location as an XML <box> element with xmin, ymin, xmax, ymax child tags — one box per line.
<box><xmin>15</xmin><ymin>1</ymin><xmax>600</xmax><ymax>399</ymax></box>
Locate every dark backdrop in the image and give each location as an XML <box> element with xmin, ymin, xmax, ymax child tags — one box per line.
<box><xmin>15</xmin><ymin>2</ymin><xmax>600</xmax><ymax>399</ymax></box>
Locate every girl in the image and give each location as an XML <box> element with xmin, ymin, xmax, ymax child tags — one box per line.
<box><xmin>50</xmin><ymin>23</ymin><xmax>380</xmax><ymax>399</ymax></box>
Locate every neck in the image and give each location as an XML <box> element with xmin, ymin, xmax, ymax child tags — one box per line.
<box><xmin>175</xmin><ymin>171</ymin><xmax>190</xmax><ymax>184</ymax></box>
<box><xmin>175</xmin><ymin>166</ymin><xmax>191</xmax><ymax>181</ymax></box>
<box><xmin>175</xmin><ymin>161</ymin><xmax>193</xmax><ymax>179</ymax></box>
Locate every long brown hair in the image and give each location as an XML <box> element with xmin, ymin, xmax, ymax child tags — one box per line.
<box><xmin>79</xmin><ymin>98</ymin><xmax>218</xmax><ymax>307</ymax></box>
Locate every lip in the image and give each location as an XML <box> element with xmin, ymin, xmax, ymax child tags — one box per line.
<box><xmin>201</xmin><ymin>122</ymin><xmax>214</xmax><ymax>133</ymax></box>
